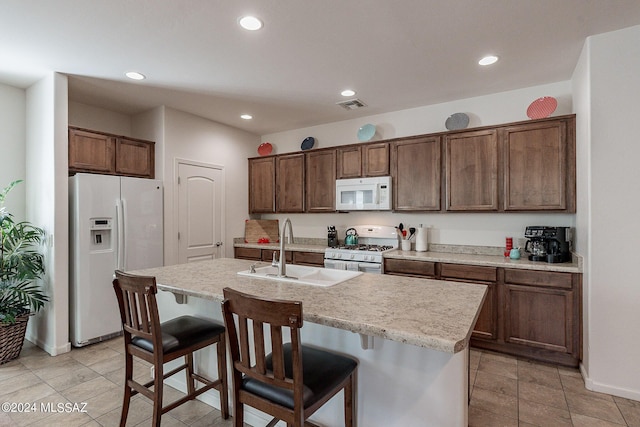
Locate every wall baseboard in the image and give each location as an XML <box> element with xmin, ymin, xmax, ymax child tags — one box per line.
<box><xmin>581</xmin><ymin>363</ymin><xmax>640</xmax><ymax>401</ymax></box>
<box><xmin>24</xmin><ymin>333</ymin><xmax>71</xmax><ymax>356</ymax></box>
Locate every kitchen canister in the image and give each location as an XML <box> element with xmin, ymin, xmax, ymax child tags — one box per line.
<box><xmin>415</xmin><ymin>226</ymin><xmax>428</xmax><ymax>252</ymax></box>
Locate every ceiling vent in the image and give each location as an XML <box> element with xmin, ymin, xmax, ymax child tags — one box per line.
<box><xmin>336</xmin><ymin>98</ymin><xmax>367</xmax><ymax>110</ymax></box>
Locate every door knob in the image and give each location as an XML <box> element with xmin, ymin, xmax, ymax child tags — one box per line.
<box><xmin>215</xmin><ymin>241</ymin><xmax>223</xmax><ymax>247</ymax></box>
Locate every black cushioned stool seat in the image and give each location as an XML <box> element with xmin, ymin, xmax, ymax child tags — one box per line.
<box><xmin>132</xmin><ymin>316</ymin><xmax>226</xmax><ymax>354</ymax></box>
<box><xmin>243</xmin><ymin>343</ymin><xmax>358</xmax><ymax>410</ymax></box>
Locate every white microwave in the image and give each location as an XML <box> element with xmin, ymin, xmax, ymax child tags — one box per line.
<box><xmin>335</xmin><ymin>176</ymin><xmax>392</xmax><ymax>211</ymax></box>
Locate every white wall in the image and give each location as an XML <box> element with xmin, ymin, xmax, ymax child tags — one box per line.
<box><xmin>68</xmin><ymin>101</ymin><xmax>132</xmax><ymax>136</ymax></box>
<box><xmin>576</xmin><ymin>25</ymin><xmax>640</xmax><ymax>400</ymax></box>
<box><xmin>25</xmin><ymin>72</ymin><xmax>70</xmax><ymax>356</ymax></box>
<box><xmin>572</xmin><ymin>38</ymin><xmax>592</xmax><ymax>376</ymax></box>
<box><xmin>261</xmin><ymin>82</ymin><xmax>576</xmax><ymax>247</ymax></box>
<box><xmin>162</xmin><ymin>107</ymin><xmax>258</xmax><ymax>263</ymax></box>
<box><xmin>0</xmin><ymin>83</ymin><xmax>26</xmax><ymax>219</ymax></box>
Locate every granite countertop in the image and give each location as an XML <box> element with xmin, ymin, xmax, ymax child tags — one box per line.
<box><xmin>132</xmin><ymin>258</ymin><xmax>487</xmax><ymax>354</ymax></box>
<box><xmin>234</xmin><ymin>241</ymin><xmax>583</xmax><ymax>273</ymax></box>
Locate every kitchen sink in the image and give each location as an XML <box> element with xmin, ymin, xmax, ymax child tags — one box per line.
<box><xmin>237</xmin><ymin>264</ymin><xmax>362</xmax><ymax>287</ymax></box>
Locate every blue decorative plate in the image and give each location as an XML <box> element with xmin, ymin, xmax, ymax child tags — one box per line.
<box><xmin>445</xmin><ymin>113</ymin><xmax>470</xmax><ymax>130</ymax></box>
<box><xmin>357</xmin><ymin>124</ymin><xmax>376</xmax><ymax>142</ymax></box>
<box><xmin>301</xmin><ymin>136</ymin><xmax>315</xmax><ymax>150</ymax></box>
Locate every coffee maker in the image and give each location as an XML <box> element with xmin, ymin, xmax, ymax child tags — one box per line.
<box><xmin>524</xmin><ymin>226</ymin><xmax>572</xmax><ymax>263</ymax></box>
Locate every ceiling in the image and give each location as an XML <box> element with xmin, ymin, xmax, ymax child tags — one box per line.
<box><xmin>2</xmin><ymin>1</ymin><xmax>640</xmax><ymax>135</ymax></box>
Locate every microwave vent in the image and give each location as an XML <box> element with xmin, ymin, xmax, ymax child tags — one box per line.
<box><xmin>336</xmin><ymin>98</ymin><xmax>367</xmax><ymax>110</ymax></box>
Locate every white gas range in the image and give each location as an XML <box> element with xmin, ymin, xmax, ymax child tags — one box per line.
<box><xmin>324</xmin><ymin>225</ymin><xmax>398</xmax><ymax>274</ymax></box>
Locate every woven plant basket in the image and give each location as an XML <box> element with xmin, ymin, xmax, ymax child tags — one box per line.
<box><xmin>0</xmin><ymin>314</ymin><xmax>29</xmax><ymax>364</ymax></box>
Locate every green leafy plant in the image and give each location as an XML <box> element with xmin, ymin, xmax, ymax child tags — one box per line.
<box><xmin>0</xmin><ymin>180</ymin><xmax>47</xmax><ymax>325</ymax></box>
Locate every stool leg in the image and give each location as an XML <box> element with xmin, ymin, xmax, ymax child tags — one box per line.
<box><xmin>152</xmin><ymin>364</ymin><xmax>163</xmax><ymax>427</ymax></box>
<box><xmin>344</xmin><ymin>373</ymin><xmax>355</xmax><ymax>427</ymax></box>
<box><xmin>119</xmin><ymin>353</ymin><xmax>133</xmax><ymax>427</ymax></box>
<box><xmin>185</xmin><ymin>353</ymin><xmax>196</xmax><ymax>396</ymax></box>
<box><xmin>217</xmin><ymin>335</ymin><xmax>229</xmax><ymax>419</ymax></box>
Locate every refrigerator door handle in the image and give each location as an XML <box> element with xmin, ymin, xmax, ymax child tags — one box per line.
<box><xmin>116</xmin><ymin>199</ymin><xmax>125</xmax><ymax>270</ymax></box>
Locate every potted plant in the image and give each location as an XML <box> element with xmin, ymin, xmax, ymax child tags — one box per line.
<box><xmin>0</xmin><ymin>179</ymin><xmax>47</xmax><ymax>364</ymax></box>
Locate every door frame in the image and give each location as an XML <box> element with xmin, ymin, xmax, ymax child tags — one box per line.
<box><xmin>173</xmin><ymin>158</ymin><xmax>226</xmax><ymax>264</ymax></box>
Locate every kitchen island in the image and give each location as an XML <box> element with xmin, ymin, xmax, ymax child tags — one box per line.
<box><xmin>133</xmin><ymin>257</ymin><xmax>487</xmax><ymax>427</ymax></box>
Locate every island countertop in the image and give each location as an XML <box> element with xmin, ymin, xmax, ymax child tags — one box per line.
<box><xmin>132</xmin><ymin>257</ymin><xmax>487</xmax><ymax>354</ymax></box>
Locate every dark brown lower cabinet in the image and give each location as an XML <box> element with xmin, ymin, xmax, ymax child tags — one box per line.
<box><xmin>384</xmin><ymin>258</ymin><xmax>582</xmax><ymax>367</ymax></box>
<box><xmin>440</xmin><ymin>264</ymin><xmax>498</xmax><ymax>342</ymax></box>
<box><xmin>234</xmin><ymin>248</ymin><xmax>322</xmax><ymax>266</ymax></box>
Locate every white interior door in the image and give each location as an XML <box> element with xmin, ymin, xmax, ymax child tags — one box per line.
<box><xmin>177</xmin><ymin>162</ymin><xmax>224</xmax><ymax>263</ymax></box>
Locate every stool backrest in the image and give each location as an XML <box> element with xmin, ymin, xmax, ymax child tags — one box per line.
<box><xmin>113</xmin><ymin>270</ymin><xmax>161</xmax><ymax>348</ymax></box>
<box><xmin>222</xmin><ymin>287</ymin><xmax>304</xmax><ymax>399</ymax></box>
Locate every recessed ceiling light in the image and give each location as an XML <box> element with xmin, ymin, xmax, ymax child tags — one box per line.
<box><xmin>241</xmin><ymin>114</ymin><xmax>253</xmax><ymax>120</ymax></box>
<box><xmin>125</xmin><ymin>71</ymin><xmax>145</xmax><ymax>80</ymax></box>
<box><xmin>239</xmin><ymin>16</ymin><xmax>263</xmax><ymax>31</ymax></box>
<box><xmin>478</xmin><ymin>55</ymin><xmax>499</xmax><ymax>66</ymax></box>
<box><xmin>341</xmin><ymin>89</ymin><xmax>356</xmax><ymax>97</ymax></box>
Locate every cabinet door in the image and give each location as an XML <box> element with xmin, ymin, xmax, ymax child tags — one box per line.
<box><xmin>234</xmin><ymin>247</ymin><xmax>262</xmax><ymax>260</ymax></box>
<box><xmin>306</xmin><ymin>150</ymin><xmax>336</xmax><ymax>212</ymax></box>
<box><xmin>391</xmin><ymin>136</ymin><xmax>441</xmax><ymax>211</ymax></box>
<box><xmin>502</xmin><ymin>119</ymin><xmax>574</xmax><ymax>211</ymax></box>
<box><xmin>445</xmin><ymin>129</ymin><xmax>498</xmax><ymax>211</ymax></box>
<box><xmin>363</xmin><ymin>143</ymin><xmax>390</xmax><ymax>176</ymax></box>
<box><xmin>504</xmin><ymin>283</ymin><xmax>574</xmax><ymax>354</ymax></box>
<box><xmin>276</xmin><ymin>154</ymin><xmax>305</xmax><ymax>212</ymax></box>
<box><xmin>383</xmin><ymin>258</ymin><xmax>436</xmax><ymax>277</ymax></box>
<box><xmin>68</xmin><ymin>128</ymin><xmax>116</xmax><ymax>174</ymax></box>
<box><xmin>249</xmin><ymin>157</ymin><xmax>276</xmax><ymax>213</ymax></box>
<box><xmin>115</xmin><ymin>137</ymin><xmax>155</xmax><ymax>178</ymax></box>
<box><xmin>336</xmin><ymin>146</ymin><xmax>362</xmax><ymax>178</ymax></box>
<box><xmin>440</xmin><ymin>264</ymin><xmax>497</xmax><ymax>341</ymax></box>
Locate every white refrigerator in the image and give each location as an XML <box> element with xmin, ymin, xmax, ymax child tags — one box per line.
<box><xmin>69</xmin><ymin>173</ymin><xmax>164</xmax><ymax>347</ymax></box>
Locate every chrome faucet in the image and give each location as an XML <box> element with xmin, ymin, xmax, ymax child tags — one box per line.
<box><xmin>278</xmin><ymin>217</ymin><xmax>294</xmax><ymax>277</ymax></box>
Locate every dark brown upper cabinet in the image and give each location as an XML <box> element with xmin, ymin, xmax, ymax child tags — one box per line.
<box><xmin>445</xmin><ymin>129</ymin><xmax>499</xmax><ymax>211</ymax></box>
<box><xmin>391</xmin><ymin>136</ymin><xmax>441</xmax><ymax>211</ymax></box>
<box><xmin>248</xmin><ymin>156</ymin><xmax>276</xmax><ymax>214</ymax></box>
<box><xmin>276</xmin><ymin>153</ymin><xmax>305</xmax><ymax>213</ymax></box>
<box><xmin>306</xmin><ymin>150</ymin><xmax>336</xmax><ymax>212</ymax></box>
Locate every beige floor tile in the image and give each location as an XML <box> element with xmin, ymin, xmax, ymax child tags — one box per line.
<box><xmin>470</xmin><ymin>349</ymin><xmax>482</xmax><ymax>371</ymax></box>
<box><xmin>86</xmin><ymin>353</ymin><xmax>125</xmax><ymax>376</ymax></box>
<box><xmin>518</xmin><ymin>363</ymin><xmax>563</xmax><ymax>390</ymax></box>
<box><xmin>69</xmin><ymin>346</ymin><xmax>121</xmax><ymax>367</ymax></box>
<box><xmin>0</xmin><ymin>411</ymin><xmax>17</xmax><ymax>427</ymax></box>
<box><xmin>571</xmin><ymin>412</ymin><xmax>627</xmax><ymax>426</ymax></box>
<box><xmin>561</xmin><ymin>374</ymin><xmax>617</xmax><ymax>401</ymax></box>
<box><xmin>481</xmin><ymin>350</ymin><xmax>518</xmax><ymax>366</ymax></box>
<box><xmin>95</xmin><ymin>397</ymin><xmax>153</xmax><ymax>426</ymax></box>
<box><xmin>60</xmin><ymin>376</ymin><xmax>119</xmax><ymax>403</ymax></box>
<box><xmin>83</xmin><ymin>388</ymin><xmax>125</xmax><ymax>420</ymax></box>
<box><xmin>518</xmin><ymin>399</ymin><xmax>573</xmax><ymax>426</ymax></box>
<box><xmin>566</xmin><ymin>391</ymin><xmax>627</xmax><ymax>425</ymax></box>
<box><xmin>8</xmin><ymin>392</ymin><xmax>70</xmax><ymax>427</ymax></box>
<box><xmin>0</xmin><ymin>360</ymin><xmax>29</xmax><ymax>382</ymax></box>
<box><xmin>519</xmin><ymin>380</ymin><xmax>568</xmax><ymax>410</ymax></box>
<box><xmin>474</xmin><ymin>370</ymin><xmax>518</xmax><ymax>397</ymax></box>
<box><xmin>616</xmin><ymin>399</ymin><xmax>640</xmax><ymax>426</ymax></box>
<box><xmin>470</xmin><ymin>387</ymin><xmax>518</xmax><ymax>420</ymax></box>
<box><xmin>558</xmin><ymin>364</ymin><xmax>583</xmax><ymax>378</ymax></box>
<box><xmin>517</xmin><ymin>356</ymin><xmax>560</xmax><ymax>373</ymax></box>
<box><xmin>477</xmin><ymin>357</ymin><xmax>518</xmax><ymax>380</ymax></box>
<box><xmin>468</xmin><ymin>406</ymin><xmax>518</xmax><ymax>427</ymax></box>
<box><xmin>44</xmin><ymin>366</ymin><xmax>101</xmax><ymax>392</ymax></box>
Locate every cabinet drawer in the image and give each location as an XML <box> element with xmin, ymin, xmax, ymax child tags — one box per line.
<box><xmin>292</xmin><ymin>251</ymin><xmax>325</xmax><ymax>266</ymax></box>
<box><xmin>440</xmin><ymin>263</ymin><xmax>497</xmax><ymax>282</ymax></box>
<box><xmin>384</xmin><ymin>259</ymin><xmax>436</xmax><ymax>277</ymax></box>
<box><xmin>504</xmin><ymin>269</ymin><xmax>573</xmax><ymax>289</ymax></box>
<box><xmin>261</xmin><ymin>250</ymin><xmax>293</xmax><ymax>263</ymax></box>
<box><xmin>234</xmin><ymin>247</ymin><xmax>262</xmax><ymax>260</ymax></box>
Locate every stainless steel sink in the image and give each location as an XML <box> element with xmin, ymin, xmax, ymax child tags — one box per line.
<box><xmin>237</xmin><ymin>265</ymin><xmax>362</xmax><ymax>287</ymax></box>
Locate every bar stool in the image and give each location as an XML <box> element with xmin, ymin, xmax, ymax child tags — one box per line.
<box><xmin>112</xmin><ymin>270</ymin><xmax>229</xmax><ymax>427</ymax></box>
<box><xmin>221</xmin><ymin>287</ymin><xmax>358</xmax><ymax>427</ymax></box>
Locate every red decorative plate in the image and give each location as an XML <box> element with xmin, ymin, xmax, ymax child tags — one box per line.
<box><xmin>527</xmin><ymin>97</ymin><xmax>557</xmax><ymax>119</ymax></box>
<box><xmin>257</xmin><ymin>142</ymin><xmax>272</xmax><ymax>156</ymax></box>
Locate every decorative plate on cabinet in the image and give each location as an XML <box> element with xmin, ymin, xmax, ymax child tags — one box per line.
<box><xmin>301</xmin><ymin>137</ymin><xmax>315</xmax><ymax>150</ymax></box>
<box><xmin>357</xmin><ymin>124</ymin><xmax>376</xmax><ymax>142</ymax></box>
<box><xmin>257</xmin><ymin>142</ymin><xmax>272</xmax><ymax>156</ymax></box>
<box><xmin>527</xmin><ymin>96</ymin><xmax>557</xmax><ymax>119</ymax></box>
<box><xmin>445</xmin><ymin>113</ymin><xmax>470</xmax><ymax>130</ymax></box>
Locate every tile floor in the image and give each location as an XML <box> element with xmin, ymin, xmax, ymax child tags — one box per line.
<box><xmin>1</xmin><ymin>337</ymin><xmax>639</xmax><ymax>426</ymax></box>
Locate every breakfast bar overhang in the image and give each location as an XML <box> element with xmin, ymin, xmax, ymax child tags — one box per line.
<box><xmin>133</xmin><ymin>258</ymin><xmax>487</xmax><ymax>427</ymax></box>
